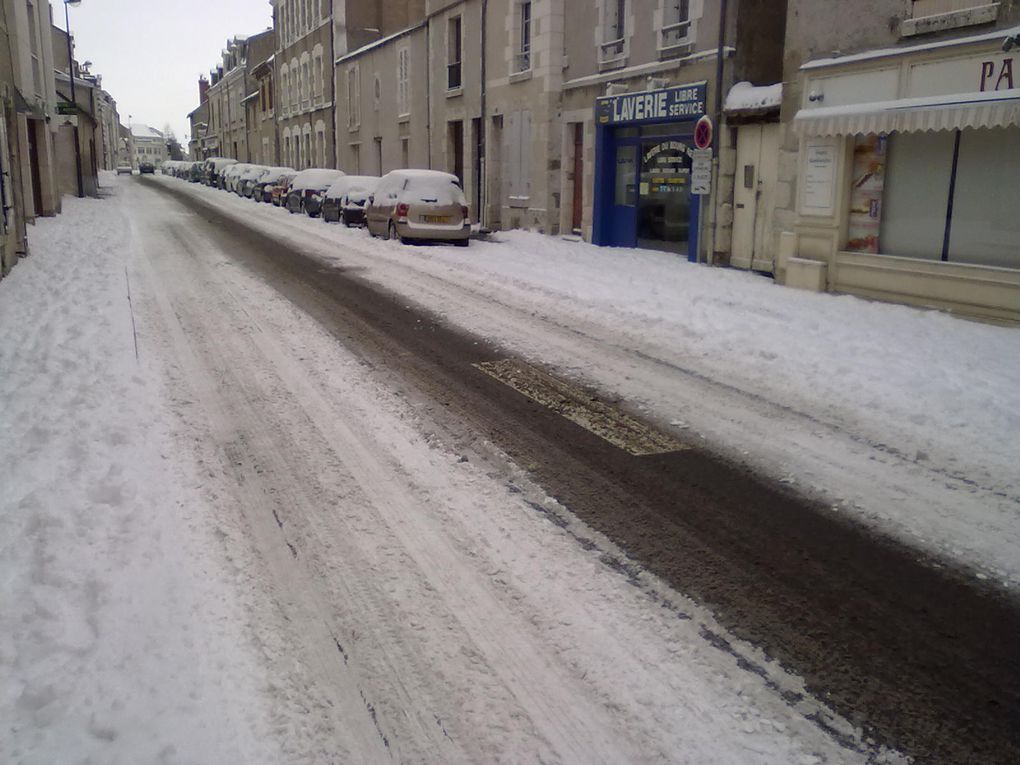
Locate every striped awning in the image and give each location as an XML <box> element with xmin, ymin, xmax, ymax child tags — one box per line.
<box><xmin>793</xmin><ymin>88</ymin><xmax>1020</xmax><ymax>136</ymax></box>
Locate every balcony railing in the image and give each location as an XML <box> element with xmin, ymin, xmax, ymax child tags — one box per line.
<box><xmin>660</xmin><ymin>20</ymin><xmax>692</xmax><ymax>49</ymax></box>
<box><xmin>600</xmin><ymin>37</ymin><xmax>625</xmax><ymax>61</ymax></box>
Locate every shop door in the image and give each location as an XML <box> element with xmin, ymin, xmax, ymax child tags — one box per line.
<box><xmin>607</xmin><ymin>142</ymin><xmax>638</xmax><ymax>246</ymax></box>
<box><xmin>732</xmin><ymin>124</ymin><xmax>780</xmax><ymax>271</ymax></box>
<box><xmin>637</xmin><ymin>138</ymin><xmax>694</xmax><ymax>257</ymax></box>
<box><xmin>571</xmin><ymin>123</ymin><xmax>584</xmax><ymax>233</ymax></box>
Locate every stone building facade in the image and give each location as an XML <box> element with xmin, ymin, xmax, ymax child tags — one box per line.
<box><xmin>1</xmin><ymin>0</ymin><xmax>61</xmax><ymax>276</ymax></box>
<box><xmin>273</xmin><ymin>0</ymin><xmax>334</xmax><ymax>169</ymax></box>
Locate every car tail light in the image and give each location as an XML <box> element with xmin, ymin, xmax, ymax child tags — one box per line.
<box><xmin>461</xmin><ymin>205</ymin><xmax>469</xmax><ymax>221</ymax></box>
<box><xmin>396</xmin><ymin>203</ymin><xmax>410</xmax><ymax>219</ymax></box>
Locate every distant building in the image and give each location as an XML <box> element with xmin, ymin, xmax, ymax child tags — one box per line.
<box><xmin>131</xmin><ymin>124</ymin><xmax>167</xmax><ymax>168</ymax></box>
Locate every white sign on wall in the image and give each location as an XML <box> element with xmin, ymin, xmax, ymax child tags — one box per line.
<box><xmin>690</xmin><ymin>148</ymin><xmax>712</xmax><ymax>195</ymax></box>
<box><xmin>801</xmin><ymin>138</ymin><xmax>838</xmax><ymax>216</ymax></box>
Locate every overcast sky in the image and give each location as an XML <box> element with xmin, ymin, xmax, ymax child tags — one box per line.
<box><xmin>60</xmin><ymin>0</ymin><xmax>273</xmax><ymax>144</ymax></box>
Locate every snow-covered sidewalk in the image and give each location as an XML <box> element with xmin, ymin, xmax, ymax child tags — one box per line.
<box><xmin>159</xmin><ymin>174</ymin><xmax>1020</xmax><ymax>588</ymax></box>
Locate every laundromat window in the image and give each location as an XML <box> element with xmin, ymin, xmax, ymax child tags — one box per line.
<box><xmin>615</xmin><ymin>145</ymin><xmax>637</xmax><ymax>206</ymax></box>
<box><xmin>642</xmin><ymin>124</ymin><xmax>686</xmax><ymax>137</ymax></box>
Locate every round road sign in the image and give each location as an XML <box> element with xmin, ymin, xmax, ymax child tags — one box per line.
<box><xmin>694</xmin><ymin>115</ymin><xmax>713</xmax><ymax>150</ymax></box>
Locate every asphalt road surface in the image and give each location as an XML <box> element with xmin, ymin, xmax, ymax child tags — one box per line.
<box><xmin>145</xmin><ymin>177</ymin><xmax>1020</xmax><ymax>764</ymax></box>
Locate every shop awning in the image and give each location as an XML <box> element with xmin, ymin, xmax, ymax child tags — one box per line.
<box><xmin>793</xmin><ymin>88</ymin><xmax>1020</xmax><ymax>136</ymax></box>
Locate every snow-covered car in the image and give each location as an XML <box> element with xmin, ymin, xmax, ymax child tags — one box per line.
<box><xmin>236</xmin><ymin>165</ymin><xmax>270</xmax><ymax>197</ymax></box>
<box><xmin>270</xmin><ymin>171</ymin><xmax>298</xmax><ymax>206</ymax></box>
<box><xmin>365</xmin><ymin>169</ymin><xmax>470</xmax><ymax>246</ymax></box>
<box><xmin>116</xmin><ymin>165</ymin><xmax>132</xmax><ymax>175</ymax></box>
<box><xmin>321</xmin><ymin>175</ymin><xmax>380</xmax><ymax>225</ymax></box>
<box><xmin>222</xmin><ymin>163</ymin><xmax>254</xmax><ymax>194</ymax></box>
<box><xmin>204</xmin><ymin>157</ymin><xmax>237</xmax><ymax>187</ymax></box>
<box><xmin>252</xmin><ymin>167</ymin><xmax>295</xmax><ymax>203</ymax></box>
<box><xmin>284</xmin><ymin>168</ymin><xmax>345</xmax><ymax>216</ymax></box>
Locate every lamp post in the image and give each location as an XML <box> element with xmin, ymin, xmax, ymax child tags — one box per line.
<box><xmin>64</xmin><ymin>0</ymin><xmax>84</xmax><ymax>198</ymax></box>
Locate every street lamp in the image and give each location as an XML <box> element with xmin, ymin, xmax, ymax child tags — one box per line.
<box><xmin>64</xmin><ymin>0</ymin><xmax>84</xmax><ymax>198</ymax></box>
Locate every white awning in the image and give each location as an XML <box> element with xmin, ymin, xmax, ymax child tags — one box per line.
<box><xmin>793</xmin><ymin>88</ymin><xmax>1020</xmax><ymax>136</ymax></box>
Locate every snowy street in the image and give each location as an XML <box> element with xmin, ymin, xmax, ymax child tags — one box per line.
<box><xmin>2</xmin><ymin>174</ymin><xmax>1018</xmax><ymax>763</ymax></box>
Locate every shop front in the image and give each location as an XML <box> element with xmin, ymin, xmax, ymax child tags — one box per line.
<box><xmin>592</xmin><ymin>83</ymin><xmax>707</xmax><ymax>261</ymax></box>
<box><xmin>790</xmin><ymin>30</ymin><xmax>1020</xmax><ymax>322</ymax></box>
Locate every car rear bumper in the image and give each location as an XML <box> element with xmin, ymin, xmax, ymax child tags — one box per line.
<box><xmin>396</xmin><ymin>221</ymin><xmax>471</xmax><ymax>241</ymax></box>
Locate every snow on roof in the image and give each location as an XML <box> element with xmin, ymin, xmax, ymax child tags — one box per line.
<box><xmin>289</xmin><ymin>168</ymin><xmax>345</xmax><ymax>190</ymax></box>
<box><xmin>724</xmin><ymin>82</ymin><xmax>783</xmax><ymax>113</ymax></box>
<box><xmin>130</xmin><ymin>124</ymin><xmax>164</xmax><ymax>139</ymax></box>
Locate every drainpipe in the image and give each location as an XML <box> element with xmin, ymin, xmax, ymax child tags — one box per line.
<box><xmin>426</xmin><ymin>17</ymin><xmax>432</xmax><ymax>169</ymax></box>
<box><xmin>707</xmin><ymin>0</ymin><xmax>729</xmax><ymax>265</ymax></box>
<box><xmin>479</xmin><ymin>0</ymin><xmax>488</xmax><ymax>228</ymax></box>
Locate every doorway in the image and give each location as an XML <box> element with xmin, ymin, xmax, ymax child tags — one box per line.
<box><xmin>637</xmin><ymin>138</ymin><xmax>693</xmax><ymax>255</ymax></box>
<box><xmin>571</xmin><ymin>123</ymin><xmax>584</xmax><ymax>234</ymax></box>
<box><xmin>731</xmin><ymin>123</ymin><xmax>780</xmax><ymax>271</ymax></box>
<box><xmin>449</xmin><ymin>120</ymin><xmax>464</xmax><ymax>186</ymax></box>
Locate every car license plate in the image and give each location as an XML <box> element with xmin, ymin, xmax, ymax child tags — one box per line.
<box><xmin>422</xmin><ymin>214</ymin><xmax>449</xmax><ymax>224</ymax></box>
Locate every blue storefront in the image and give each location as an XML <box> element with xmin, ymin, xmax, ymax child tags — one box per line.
<box><xmin>592</xmin><ymin>82</ymin><xmax>707</xmax><ymax>261</ymax></box>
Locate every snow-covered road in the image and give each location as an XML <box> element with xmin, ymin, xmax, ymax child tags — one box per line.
<box><xmin>0</xmin><ymin>177</ymin><xmax>909</xmax><ymax>762</ymax></box>
<box><xmin>153</xmin><ymin>173</ymin><xmax>1020</xmax><ymax>589</ymax></box>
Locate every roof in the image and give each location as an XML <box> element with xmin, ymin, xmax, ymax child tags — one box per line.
<box><xmin>130</xmin><ymin>124</ymin><xmax>164</xmax><ymax>139</ymax></box>
<box><xmin>335</xmin><ymin>22</ymin><xmax>426</xmax><ymax>65</ymax></box>
<box><xmin>724</xmin><ymin>82</ymin><xmax>783</xmax><ymax>116</ymax></box>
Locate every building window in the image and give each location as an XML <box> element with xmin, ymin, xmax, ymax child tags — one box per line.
<box><xmin>876</xmin><ymin>128</ymin><xmax>1020</xmax><ymax>269</ymax></box>
<box><xmin>301</xmin><ymin>59</ymin><xmax>310</xmax><ymax>108</ymax></box>
<box><xmin>350</xmin><ymin>143</ymin><xmax>360</xmax><ymax>174</ymax></box>
<box><xmin>401</xmin><ymin>137</ymin><xmax>409</xmax><ymax>168</ymax></box>
<box><xmin>516</xmin><ymin>1</ymin><xmax>532</xmax><ymax>72</ymax></box>
<box><xmin>507</xmin><ymin>110</ymin><xmax>531</xmax><ymax>201</ymax></box>
<box><xmin>397</xmin><ymin>47</ymin><xmax>411</xmax><ymax>116</ymax></box>
<box><xmin>346</xmin><ymin>67</ymin><xmax>360</xmax><ymax>129</ymax></box>
<box><xmin>660</xmin><ymin>0</ymin><xmax>691</xmax><ymax>50</ymax></box>
<box><xmin>447</xmin><ymin>15</ymin><xmax>462</xmax><ymax>90</ymax></box>
<box><xmin>373</xmin><ymin>73</ymin><xmax>381</xmax><ymax>111</ymax></box>
<box><xmin>601</xmin><ymin>0</ymin><xmax>627</xmax><ymax>61</ymax></box>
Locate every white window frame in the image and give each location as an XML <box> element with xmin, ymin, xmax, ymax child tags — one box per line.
<box><xmin>599</xmin><ymin>0</ymin><xmax>628</xmax><ymax>65</ymax></box>
<box><xmin>658</xmin><ymin>0</ymin><xmax>695</xmax><ymax>52</ymax></box>
<box><xmin>397</xmin><ymin>46</ymin><xmax>411</xmax><ymax>117</ymax></box>
<box><xmin>515</xmin><ymin>1</ymin><xmax>533</xmax><ymax>73</ymax></box>
<box><xmin>346</xmin><ymin>66</ymin><xmax>361</xmax><ymax>130</ymax></box>
<box><xmin>447</xmin><ymin>15</ymin><xmax>463</xmax><ymax>91</ymax></box>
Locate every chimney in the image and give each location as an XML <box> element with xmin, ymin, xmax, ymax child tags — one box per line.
<box><xmin>199</xmin><ymin>76</ymin><xmax>210</xmax><ymax>103</ymax></box>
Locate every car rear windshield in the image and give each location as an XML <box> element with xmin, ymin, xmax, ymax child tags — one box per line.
<box><xmin>404</xmin><ymin>177</ymin><xmax>466</xmax><ymax>206</ymax></box>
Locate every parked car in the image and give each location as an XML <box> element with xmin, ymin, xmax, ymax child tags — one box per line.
<box><xmin>285</xmin><ymin>168</ymin><xmax>345</xmax><ymax>216</ymax></box>
<box><xmin>222</xmin><ymin>163</ymin><xmax>252</xmax><ymax>193</ymax></box>
<box><xmin>365</xmin><ymin>169</ymin><xmax>470</xmax><ymax>246</ymax></box>
<box><xmin>321</xmin><ymin>175</ymin><xmax>380</xmax><ymax>225</ymax></box>
<box><xmin>270</xmin><ymin>171</ymin><xmax>298</xmax><ymax>206</ymax></box>
<box><xmin>237</xmin><ymin>165</ymin><xmax>270</xmax><ymax>198</ymax></box>
<box><xmin>116</xmin><ymin>165</ymin><xmax>132</xmax><ymax>175</ymax></box>
<box><xmin>253</xmin><ymin>167</ymin><xmax>296</xmax><ymax>203</ymax></box>
<box><xmin>139</xmin><ymin>162</ymin><xmax>155</xmax><ymax>174</ymax></box>
<box><xmin>189</xmin><ymin>161</ymin><xmax>205</xmax><ymax>183</ymax></box>
<box><xmin>204</xmin><ymin>157</ymin><xmax>238</xmax><ymax>187</ymax></box>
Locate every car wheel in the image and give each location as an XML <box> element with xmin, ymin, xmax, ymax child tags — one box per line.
<box><xmin>455</xmin><ymin>239</ymin><xmax>470</xmax><ymax>248</ymax></box>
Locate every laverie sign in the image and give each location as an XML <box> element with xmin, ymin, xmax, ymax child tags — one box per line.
<box><xmin>597</xmin><ymin>83</ymin><xmax>707</xmax><ymax>126</ymax></box>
